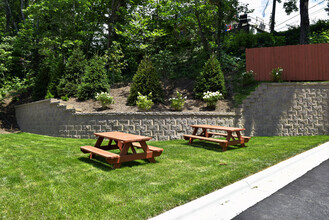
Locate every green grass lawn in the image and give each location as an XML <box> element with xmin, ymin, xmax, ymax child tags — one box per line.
<box><xmin>1</xmin><ymin>133</ymin><xmax>328</xmax><ymax>219</ymax></box>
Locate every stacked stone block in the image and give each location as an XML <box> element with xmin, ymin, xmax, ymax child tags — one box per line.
<box><xmin>15</xmin><ymin>99</ymin><xmax>238</xmax><ymax>140</ymax></box>
<box><xmin>15</xmin><ymin>82</ymin><xmax>329</xmax><ymax>139</ymax></box>
<box><xmin>239</xmin><ymin>82</ymin><xmax>329</xmax><ymax>136</ymax></box>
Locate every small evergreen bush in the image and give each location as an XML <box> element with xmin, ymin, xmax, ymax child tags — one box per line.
<box><xmin>57</xmin><ymin>48</ymin><xmax>87</xmax><ymax>97</ymax></box>
<box><xmin>77</xmin><ymin>55</ymin><xmax>109</xmax><ymax>100</ymax></box>
<box><xmin>194</xmin><ymin>54</ymin><xmax>226</xmax><ymax>99</ymax></box>
<box><xmin>127</xmin><ymin>56</ymin><xmax>163</xmax><ymax>105</ymax></box>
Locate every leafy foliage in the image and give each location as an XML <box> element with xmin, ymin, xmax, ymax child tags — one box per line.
<box><xmin>95</xmin><ymin>92</ymin><xmax>115</xmax><ymax>108</ymax></box>
<box><xmin>104</xmin><ymin>41</ymin><xmax>127</xmax><ymax>84</ymax></box>
<box><xmin>223</xmin><ymin>31</ymin><xmax>285</xmax><ymax>57</ymax></box>
<box><xmin>136</xmin><ymin>92</ymin><xmax>153</xmax><ymax>111</ymax></box>
<box><xmin>77</xmin><ymin>55</ymin><xmax>109</xmax><ymax>100</ymax></box>
<box><xmin>0</xmin><ymin>0</ymin><xmax>327</xmax><ymax>101</ymax></box>
<box><xmin>194</xmin><ymin>54</ymin><xmax>226</xmax><ymax>99</ymax></box>
<box><xmin>57</xmin><ymin>48</ymin><xmax>87</xmax><ymax>97</ymax></box>
<box><xmin>203</xmin><ymin>91</ymin><xmax>223</xmax><ymax>108</ymax></box>
<box><xmin>241</xmin><ymin>70</ymin><xmax>256</xmax><ymax>87</ymax></box>
<box><xmin>270</xmin><ymin>67</ymin><xmax>283</xmax><ymax>82</ymax></box>
<box><xmin>310</xmin><ymin>30</ymin><xmax>329</xmax><ymax>44</ymax></box>
<box><xmin>169</xmin><ymin>91</ymin><xmax>186</xmax><ymax>111</ymax></box>
<box><xmin>127</xmin><ymin>56</ymin><xmax>163</xmax><ymax>105</ymax></box>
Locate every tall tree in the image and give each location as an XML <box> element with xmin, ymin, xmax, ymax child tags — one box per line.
<box><xmin>270</xmin><ymin>0</ymin><xmax>282</xmax><ymax>33</ymax></box>
<box><xmin>283</xmin><ymin>0</ymin><xmax>310</xmax><ymax>44</ymax></box>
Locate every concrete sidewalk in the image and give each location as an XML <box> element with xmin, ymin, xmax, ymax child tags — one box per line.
<box><xmin>151</xmin><ymin>141</ymin><xmax>329</xmax><ymax>220</ymax></box>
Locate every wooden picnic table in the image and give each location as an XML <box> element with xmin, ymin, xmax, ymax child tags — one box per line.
<box><xmin>184</xmin><ymin>124</ymin><xmax>250</xmax><ymax>151</ymax></box>
<box><xmin>80</xmin><ymin>131</ymin><xmax>163</xmax><ymax>169</ymax></box>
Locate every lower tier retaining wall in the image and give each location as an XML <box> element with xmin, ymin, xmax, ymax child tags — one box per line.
<box><xmin>15</xmin><ymin>82</ymin><xmax>329</xmax><ymax>139</ymax></box>
<box><xmin>15</xmin><ymin>99</ymin><xmax>239</xmax><ymax>140</ymax></box>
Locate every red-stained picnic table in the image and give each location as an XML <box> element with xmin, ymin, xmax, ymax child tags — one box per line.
<box><xmin>184</xmin><ymin>124</ymin><xmax>250</xmax><ymax>151</ymax></box>
<box><xmin>80</xmin><ymin>131</ymin><xmax>163</xmax><ymax>169</ymax></box>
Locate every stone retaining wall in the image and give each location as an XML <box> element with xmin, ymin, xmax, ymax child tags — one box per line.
<box><xmin>15</xmin><ymin>99</ymin><xmax>239</xmax><ymax>140</ymax></box>
<box><xmin>15</xmin><ymin>82</ymin><xmax>329</xmax><ymax>139</ymax></box>
<box><xmin>238</xmin><ymin>82</ymin><xmax>329</xmax><ymax>136</ymax></box>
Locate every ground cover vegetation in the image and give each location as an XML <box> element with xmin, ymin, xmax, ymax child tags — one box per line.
<box><xmin>0</xmin><ymin>133</ymin><xmax>328</xmax><ymax>219</ymax></box>
<box><xmin>0</xmin><ymin>1</ymin><xmax>328</xmax><ymax>106</ymax></box>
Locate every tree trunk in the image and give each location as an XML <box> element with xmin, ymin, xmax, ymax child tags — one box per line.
<box><xmin>299</xmin><ymin>0</ymin><xmax>309</xmax><ymax>44</ymax></box>
<box><xmin>4</xmin><ymin>0</ymin><xmax>18</xmax><ymax>33</ymax></box>
<box><xmin>107</xmin><ymin>0</ymin><xmax>122</xmax><ymax>49</ymax></box>
<box><xmin>20</xmin><ymin>0</ymin><xmax>25</xmax><ymax>23</ymax></box>
<box><xmin>270</xmin><ymin>0</ymin><xmax>276</xmax><ymax>33</ymax></box>
<box><xmin>194</xmin><ymin>9</ymin><xmax>211</xmax><ymax>56</ymax></box>
<box><xmin>216</xmin><ymin>4</ymin><xmax>224</xmax><ymax>59</ymax></box>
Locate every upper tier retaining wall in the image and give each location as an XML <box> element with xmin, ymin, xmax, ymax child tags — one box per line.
<box><xmin>15</xmin><ymin>82</ymin><xmax>329</xmax><ymax>139</ymax></box>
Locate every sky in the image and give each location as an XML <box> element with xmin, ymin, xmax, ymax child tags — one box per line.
<box><xmin>239</xmin><ymin>0</ymin><xmax>329</xmax><ymax>32</ymax></box>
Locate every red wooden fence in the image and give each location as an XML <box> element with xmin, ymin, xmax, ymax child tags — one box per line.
<box><xmin>246</xmin><ymin>43</ymin><xmax>329</xmax><ymax>81</ymax></box>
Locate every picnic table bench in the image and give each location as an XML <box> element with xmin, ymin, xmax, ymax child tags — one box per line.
<box><xmin>184</xmin><ymin>124</ymin><xmax>250</xmax><ymax>151</ymax></box>
<box><xmin>80</xmin><ymin>131</ymin><xmax>163</xmax><ymax>169</ymax></box>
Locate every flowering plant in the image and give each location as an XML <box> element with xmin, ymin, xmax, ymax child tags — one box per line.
<box><xmin>241</xmin><ymin>70</ymin><xmax>256</xmax><ymax>86</ymax></box>
<box><xmin>203</xmin><ymin>91</ymin><xmax>223</xmax><ymax>108</ymax></box>
<box><xmin>270</xmin><ymin>67</ymin><xmax>283</xmax><ymax>82</ymax></box>
<box><xmin>169</xmin><ymin>91</ymin><xmax>186</xmax><ymax>111</ymax></box>
<box><xmin>95</xmin><ymin>92</ymin><xmax>114</xmax><ymax>108</ymax></box>
<box><xmin>136</xmin><ymin>92</ymin><xmax>153</xmax><ymax>111</ymax></box>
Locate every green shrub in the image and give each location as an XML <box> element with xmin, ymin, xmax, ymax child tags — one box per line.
<box><xmin>241</xmin><ymin>70</ymin><xmax>256</xmax><ymax>87</ymax></box>
<box><xmin>95</xmin><ymin>92</ymin><xmax>114</xmax><ymax>108</ymax></box>
<box><xmin>152</xmin><ymin>50</ymin><xmax>176</xmax><ymax>79</ymax></box>
<box><xmin>270</xmin><ymin>67</ymin><xmax>283</xmax><ymax>82</ymax></box>
<box><xmin>194</xmin><ymin>54</ymin><xmax>226</xmax><ymax>99</ymax></box>
<box><xmin>136</xmin><ymin>92</ymin><xmax>153</xmax><ymax>111</ymax></box>
<box><xmin>77</xmin><ymin>55</ymin><xmax>109</xmax><ymax>100</ymax></box>
<box><xmin>61</xmin><ymin>95</ymin><xmax>69</xmax><ymax>101</ymax></box>
<box><xmin>32</xmin><ymin>63</ymin><xmax>50</xmax><ymax>100</ymax></box>
<box><xmin>104</xmin><ymin>41</ymin><xmax>127</xmax><ymax>84</ymax></box>
<box><xmin>45</xmin><ymin>90</ymin><xmax>54</xmax><ymax>99</ymax></box>
<box><xmin>203</xmin><ymin>91</ymin><xmax>223</xmax><ymax>108</ymax></box>
<box><xmin>57</xmin><ymin>48</ymin><xmax>87</xmax><ymax>97</ymax></box>
<box><xmin>169</xmin><ymin>91</ymin><xmax>186</xmax><ymax>111</ymax></box>
<box><xmin>310</xmin><ymin>29</ymin><xmax>329</xmax><ymax>44</ymax></box>
<box><xmin>127</xmin><ymin>56</ymin><xmax>163</xmax><ymax>105</ymax></box>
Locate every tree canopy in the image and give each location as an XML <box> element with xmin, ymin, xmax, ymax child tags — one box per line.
<box><xmin>0</xmin><ymin>0</ymin><xmax>328</xmax><ymax>101</ymax></box>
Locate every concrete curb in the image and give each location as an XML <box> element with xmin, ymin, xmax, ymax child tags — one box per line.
<box><xmin>151</xmin><ymin>141</ymin><xmax>329</xmax><ymax>220</ymax></box>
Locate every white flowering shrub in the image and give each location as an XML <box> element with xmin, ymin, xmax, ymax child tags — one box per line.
<box><xmin>270</xmin><ymin>67</ymin><xmax>283</xmax><ymax>82</ymax></box>
<box><xmin>169</xmin><ymin>91</ymin><xmax>186</xmax><ymax>111</ymax></box>
<box><xmin>136</xmin><ymin>92</ymin><xmax>153</xmax><ymax>111</ymax></box>
<box><xmin>203</xmin><ymin>91</ymin><xmax>223</xmax><ymax>108</ymax></box>
<box><xmin>95</xmin><ymin>92</ymin><xmax>114</xmax><ymax>108</ymax></box>
<box><xmin>241</xmin><ymin>70</ymin><xmax>256</xmax><ymax>86</ymax></box>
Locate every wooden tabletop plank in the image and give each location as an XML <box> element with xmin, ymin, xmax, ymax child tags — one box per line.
<box><xmin>94</xmin><ymin>131</ymin><xmax>152</xmax><ymax>143</ymax></box>
<box><xmin>190</xmin><ymin>124</ymin><xmax>245</xmax><ymax>132</ymax></box>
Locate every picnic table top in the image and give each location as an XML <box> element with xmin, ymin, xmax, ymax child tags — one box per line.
<box><xmin>94</xmin><ymin>131</ymin><xmax>152</xmax><ymax>143</ymax></box>
<box><xmin>190</xmin><ymin>124</ymin><xmax>246</xmax><ymax>132</ymax></box>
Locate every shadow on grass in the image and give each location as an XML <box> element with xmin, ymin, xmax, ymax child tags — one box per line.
<box><xmin>78</xmin><ymin>155</ymin><xmax>153</xmax><ymax>170</ymax></box>
<box><xmin>183</xmin><ymin>140</ymin><xmax>247</xmax><ymax>152</ymax></box>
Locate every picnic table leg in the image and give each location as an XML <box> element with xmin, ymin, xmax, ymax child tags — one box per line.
<box><xmin>220</xmin><ymin>142</ymin><xmax>228</xmax><ymax>152</ymax></box>
<box><xmin>236</xmin><ymin>131</ymin><xmax>245</xmax><ymax>147</ymax></box>
<box><xmin>200</xmin><ymin>128</ymin><xmax>208</xmax><ymax>137</ymax></box>
<box><xmin>222</xmin><ymin>131</ymin><xmax>234</xmax><ymax>151</ymax></box>
<box><xmin>112</xmin><ymin>142</ymin><xmax>129</xmax><ymax>169</ymax></box>
<box><xmin>94</xmin><ymin>137</ymin><xmax>104</xmax><ymax>148</ymax></box>
<box><xmin>140</xmin><ymin>141</ymin><xmax>156</xmax><ymax>163</ymax></box>
<box><xmin>189</xmin><ymin>127</ymin><xmax>199</xmax><ymax>144</ymax></box>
